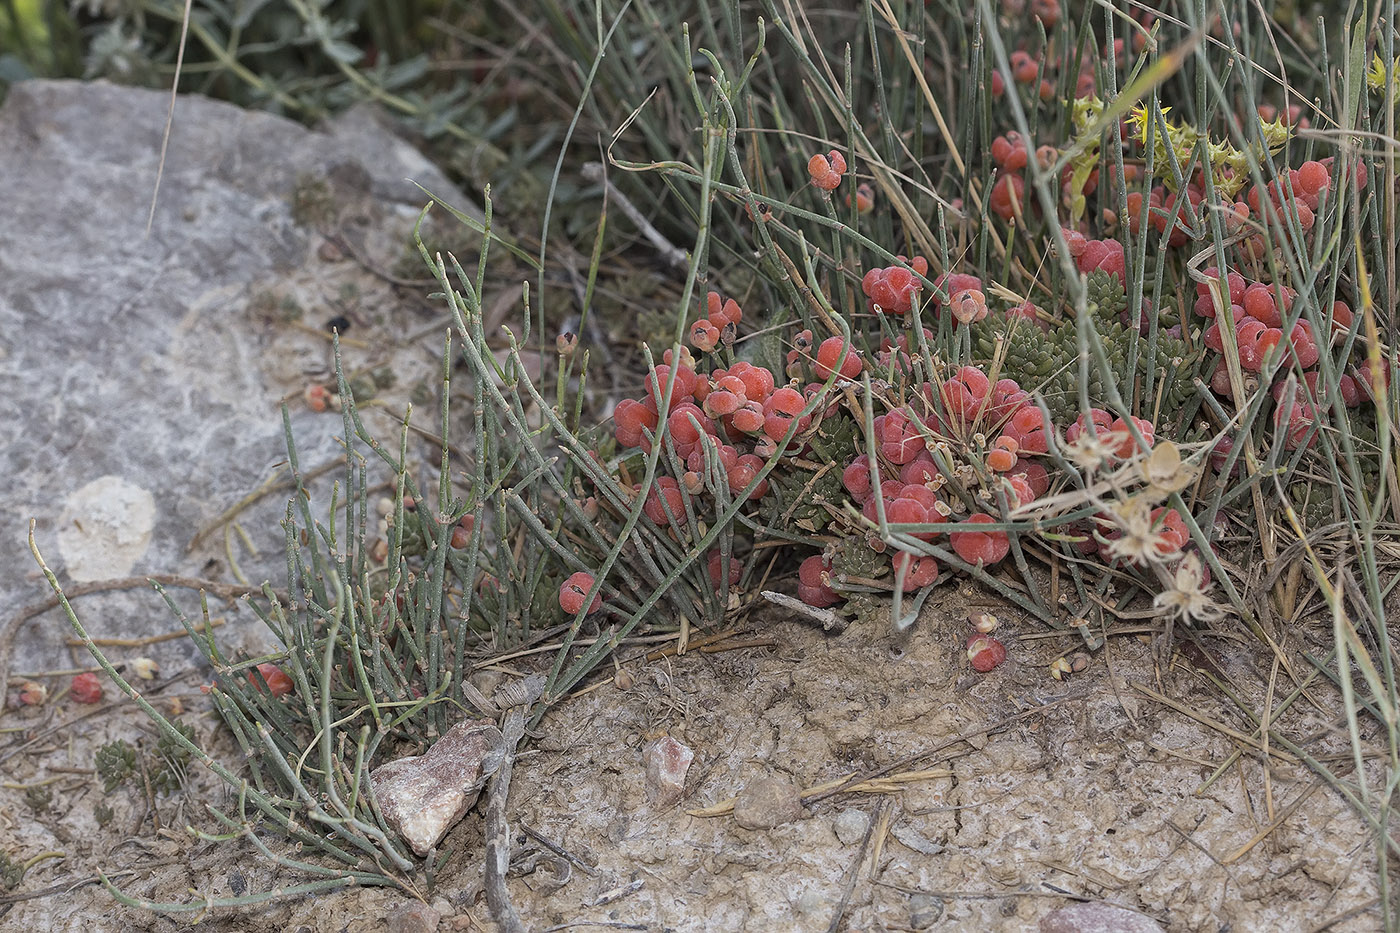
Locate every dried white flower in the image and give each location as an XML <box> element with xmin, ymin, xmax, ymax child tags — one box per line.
<box><xmin>128</xmin><ymin>657</ymin><xmax>160</xmax><ymax>680</ymax></box>
<box><xmin>1101</xmin><ymin>496</ymin><xmax>1172</xmax><ymax>566</ymax></box>
<box><xmin>1137</xmin><ymin>440</ymin><xmax>1197</xmax><ymax>495</ymax></box>
<box><xmin>1153</xmin><ymin>553</ymin><xmax>1225</xmax><ymax>625</ymax></box>
<box><xmin>1063</xmin><ymin>430</ymin><xmax>1118</xmax><ymax>475</ymax></box>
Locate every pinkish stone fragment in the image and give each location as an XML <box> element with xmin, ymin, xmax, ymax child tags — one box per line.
<box><xmin>644</xmin><ymin>735</ymin><xmax>694</xmax><ymax>807</ymax></box>
<box><xmin>372</xmin><ymin>719</ymin><xmax>503</xmax><ymax>857</ymax></box>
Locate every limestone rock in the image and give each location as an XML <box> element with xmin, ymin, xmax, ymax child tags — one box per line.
<box><xmin>372</xmin><ymin>720</ymin><xmax>504</xmax><ymax>857</ymax></box>
<box><xmin>385</xmin><ymin>901</ymin><xmax>441</xmax><ymax>933</ymax></box>
<box><xmin>832</xmin><ymin>808</ymin><xmax>869</xmax><ymax>845</ymax></box>
<box><xmin>644</xmin><ymin>735</ymin><xmax>693</xmax><ymax>808</ymax></box>
<box><xmin>0</xmin><ymin>78</ymin><xmax>468</xmax><ymax>685</ymax></box>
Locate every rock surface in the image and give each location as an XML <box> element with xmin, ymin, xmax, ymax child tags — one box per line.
<box><xmin>831</xmin><ymin>807</ymin><xmax>869</xmax><ymax>844</ymax></box>
<box><xmin>1039</xmin><ymin>902</ymin><xmax>1167</xmax><ymax>933</ymax></box>
<box><xmin>371</xmin><ymin>719</ymin><xmax>504</xmax><ymax>857</ymax></box>
<box><xmin>0</xmin><ymin>79</ymin><xmax>469</xmax><ymax>689</ymax></box>
<box><xmin>385</xmin><ymin>900</ymin><xmax>442</xmax><ymax>933</ymax></box>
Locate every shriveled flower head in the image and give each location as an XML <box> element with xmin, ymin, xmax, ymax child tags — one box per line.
<box><xmin>1101</xmin><ymin>495</ymin><xmax>1170</xmax><ymax>567</ymax></box>
<box><xmin>1063</xmin><ymin>429</ymin><xmax>1118</xmax><ymax>475</ymax></box>
<box><xmin>1137</xmin><ymin>440</ymin><xmax>1198</xmax><ymax>495</ymax></box>
<box><xmin>1153</xmin><ymin>552</ymin><xmax>1225</xmax><ymax>625</ymax></box>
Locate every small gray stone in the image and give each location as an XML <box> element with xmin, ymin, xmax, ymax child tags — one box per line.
<box><xmin>832</xmin><ymin>808</ymin><xmax>869</xmax><ymax>845</ymax></box>
<box><xmin>644</xmin><ymin>735</ymin><xmax>694</xmax><ymax>808</ymax></box>
<box><xmin>385</xmin><ymin>901</ymin><xmax>441</xmax><ymax>933</ymax></box>
<box><xmin>733</xmin><ymin>774</ymin><xmax>803</xmax><ymax>830</ymax></box>
<box><xmin>909</xmin><ymin>893</ymin><xmax>944</xmax><ymax>930</ymax></box>
<box><xmin>890</xmin><ymin>823</ymin><xmax>945</xmax><ymax>855</ymax></box>
<box><xmin>1039</xmin><ymin>902</ymin><xmax>1165</xmax><ymax>933</ymax></box>
<box><xmin>371</xmin><ymin>719</ymin><xmax>504</xmax><ymax>857</ymax></box>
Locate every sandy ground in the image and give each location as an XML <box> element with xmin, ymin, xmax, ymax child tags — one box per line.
<box><xmin>0</xmin><ymin>587</ymin><xmax>1385</xmax><ymax>933</ymax></box>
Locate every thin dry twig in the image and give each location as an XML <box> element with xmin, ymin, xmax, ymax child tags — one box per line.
<box><xmin>0</xmin><ymin>575</ymin><xmax>271</xmax><ymax>713</ymax></box>
<box><xmin>762</xmin><ymin>591</ymin><xmax>849</xmax><ymax>633</ymax></box>
<box><xmin>580</xmin><ymin>162</ymin><xmax>688</xmax><ymax>272</ymax></box>
<box><xmin>484</xmin><ymin>675</ymin><xmax>545</xmax><ymax>933</ymax></box>
<box><xmin>826</xmin><ymin>798</ymin><xmax>882</xmax><ymax>933</ymax></box>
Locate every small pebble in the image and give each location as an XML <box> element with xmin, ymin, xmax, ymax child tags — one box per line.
<box><xmin>733</xmin><ymin>774</ymin><xmax>803</xmax><ymax>830</ymax></box>
<box><xmin>644</xmin><ymin>735</ymin><xmax>694</xmax><ymax>808</ymax></box>
<box><xmin>791</xmin><ymin>888</ymin><xmax>824</xmax><ymax>914</ymax></box>
<box><xmin>832</xmin><ymin>808</ymin><xmax>869</xmax><ymax>845</ymax></box>
<box><xmin>385</xmin><ymin>901</ymin><xmax>440</xmax><ymax>933</ymax></box>
<box><xmin>909</xmin><ymin>893</ymin><xmax>944</xmax><ymax>929</ymax></box>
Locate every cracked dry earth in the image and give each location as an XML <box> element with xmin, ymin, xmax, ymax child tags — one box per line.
<box><xmin>0</xmin><ymin>591</ymin><xmax>1384</xmax><ymax>932</ymax></box>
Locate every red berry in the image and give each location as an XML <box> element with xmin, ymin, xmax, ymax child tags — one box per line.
<box><xmin>1297</xmin><ymin>160</ymin><xmax>1329</xmax><ymax>197</ymax></box>
<box><xmin>708</xmin><ymin>552</ymin><xmax>742</xmax><ymax>589</ymax></box>
<box><xmin>986</xmin><ymin>447</ymin><xmax>1017</xmax><ymax>472</ymax></box>
<box><xmin>1010</xmin><ymin>50</ymin><xmax>1038</xmax><ymax>84</ymax></box>
<box><xmin>815</xmin><ymin>336</ymin><xmax>864</xmax><ymax>380</ymax></box>
<box><xmin>559</xmin><ymin>571</ymin><xmax>603</xmax><ymax>615</ymax></box>
<box><xmin>690</xmin><ymin>319</ymin><xmax>720</xmax><ymax>352</ymax></box>
<box><xmin>450</xmin><ymin>518</ymin><xmax>473</xmax><ymax>549</ymax></box>
<box><xmin>643</xmin><ymin>482</ymin><xmax>685</xmax><ymax>525</ymax></box>
<box><xmin>304</xmin><ymin>383</ymin><xmax>331</xmax><ymax>413</ymax></box>
<box><xmin>899</xmin><ymin>454</ymin><xmax>940</xmax><ymax>487</ymax></box>
<box><xmin>1288</xmin><ymin>323</ymin><xmax>1319</xmax><ymax>369</ymax></box>
<box><xmin>1356</xmin><ymin>359</ymin><xmax>1391</xmax><ymax>401</ymax></box>
<box><xmin>846</xmin><ymin>182</ymin><xmax>875</xmax><ymax>214</ymax></box>
<box><xmin>843</xmin><ymin>455</ymin><xmax>874</xmax><ymax>503</ymax></box>
<box><xmin>1010</xmin><ymin>459</ymin><xmax>1050</xmax><ymax>498</ymax></box>
<box><xmin>704</xmin><ymin>292</ymin><xmax>743</xmax><ymax>328</ymax></box>
<box><xmin>1235</xmin><ymin>318</ymin><xmax>1268</xmax><ymax>372</ymax></box>
<box><xmin>70</xmin><ymin>672</ymin><xmax>103</xmax><ymax>704</ymax></box>
<box><xmin>1149</xmin><ymin>507</ymin><xmax>1189</xmax><ymax>560</ymax></box>
<box><xmin>990</xmin><ymin>173</ymin><xmax>1025</xmax><ymax>221</ymax></box>
<box><xmin>1242</xmin><ymin>283</ymin><xmax>1281</xmax><ymax>326</ymax></box>
<box><xmin>950</xmin><ymin>513</ymin><xmax>1010</xmax><ymax>566</ymax></box>
<box><xmin>862</xmin><ymin>257</ymin><xmax>928</xmax><ymax>315</ymax></box>
<box><xmin>763</xmin><ymin>387</ymin><xmax>810</xmax><ymax>440</ymax></box>
<box><xmin>247</xmin><ymin>662</ymin><xmax>294</xmax><ymax>698</ymax></box>
<box><xmin>729</xmin><ymin>403</ymin><xmax>765</xmax><ymax>435</ymax></box>
<box><xmin>1065</xmin><ymin>408</ymin><xmax>1112</xmax><ymax>444</ymax></box>
<box><xmin>1107</xmin><ymin>416</ymin><xmax>1154</xmax><ymax>459</ymax></box>
<box><xmin>893</xmin><ymin>552</ymin><xmax>940</xmax><ymax>590</ymax></box>
<box><xmin>949</xmin><ymin>288</ymin><xmax>989</xmax><ymax>325</ymax></box>
<box><xmin>967</xmin><ymin>634</ymin><xmax>1008</xmax><ymax>672</ymax></box>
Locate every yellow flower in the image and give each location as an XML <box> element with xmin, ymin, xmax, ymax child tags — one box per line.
<box><xmin>1368</xmin><ymin>53</ymin><xmax>1400</xmax><ymax>95</ymax></box>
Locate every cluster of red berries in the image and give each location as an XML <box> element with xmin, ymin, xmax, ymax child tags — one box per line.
<box><xmin>794</xmin><ymin>363</ymin><xmax>1140</xmax><ymax>611</ymax></box>
<box><xmin>1192</xmin><ymin>267</ymin><xmax>1376</xmax><ymax>450</ymax></box>
<box><xmin>791</xmin><ymin>356</ymin><xmax>1180</xmax><ymax>612</ymax></box>
<box><xmin>807</xmin><ymin>149</ymin><xmax>848</xmax><ymax>191</ymax></box>
<box><xmin>1063</xmin><ymin>231</ymin><xmax>1127</xmax><ymax>283</ymax></box>
<box><xmin>688</xmin><ymin>290</ymin><xmax>743</xmax><ymax>353</ymax></box>
<box><xmin>861</xmin><ymin>256</ymin><xmax>929</xmax><ymax>315</ymax></box>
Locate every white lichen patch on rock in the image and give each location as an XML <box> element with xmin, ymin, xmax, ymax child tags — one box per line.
<box><xmin>56</xmin><ymin>475</ymin><xmax>157</xmax><ymax>581</ymax></box>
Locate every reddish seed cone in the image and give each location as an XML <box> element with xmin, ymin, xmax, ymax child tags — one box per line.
<box><xmin>967</xmin><ymin>634</ymin><xmax>1007</xmax><ymax>673</ymax></box>
<box><xmin>70</xmin><ymin>672</ymin><xmax>103</xmax><ymax>704</ymax></box>
<box><xmin>247</xmin><ymin>662</ymin><xmax>295</xmax><ymax>698</ymax></box>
